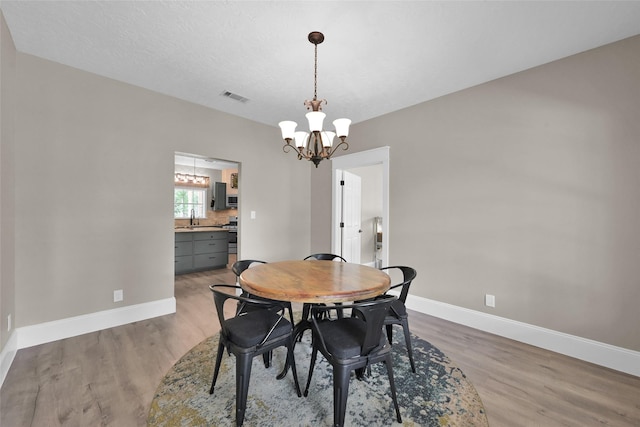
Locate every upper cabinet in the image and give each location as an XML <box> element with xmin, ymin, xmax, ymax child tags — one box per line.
<box><xmin>213</xmin><ymin>181</ymin><xmax>227</xmax><ymax>211</ymax></box>
<box><xmin>221</xmin><ymin>168</ymin><xmax>238</xmax><ymax>194</ymax></box>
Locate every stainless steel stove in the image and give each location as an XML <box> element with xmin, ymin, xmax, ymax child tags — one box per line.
<box><xmin>221</xmin><ymin>216</ymin><xmax>237</xmax><ymax>254</ymax></box>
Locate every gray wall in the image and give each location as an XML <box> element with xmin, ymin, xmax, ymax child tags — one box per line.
<box><xmin>0</xmin><ymin>11</ymin><xmax>16</xmax><ymax>350</ymax></box>
<box><xmin>2</xmin><ymin>11</ymin><xmax>639</xmax><ymax>356</ymax></box>
<box><xmin>312</xmin><ymin>35</ymin><xmax>640</xmax><ymax>352</ymax></box>
<box><xmin>9</xmin><ymin>52</ymin><xmax>310</xmax><ymax>328</ymax></box>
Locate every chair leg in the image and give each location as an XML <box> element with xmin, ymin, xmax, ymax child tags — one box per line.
<box><xmin>235</xmin><ymin>353</ymin><xmax>253</xmax><ymax>427</ymax></box>
<box><xmin>209</xmin><ymin>341</ymin><xmax>225</xmax><ymax>394</ymax></box>
<box><xmin>333</xmin><ymin>365</ymin><xmax>351</xmax><ymax>427</ymax></box>
<box><xmin>335</xmin><ymin>302</ymin><xmax>344</xmax><ymax>319</ymax></box>
<box><xmin>286</xmin><ymin>337</ymin><xmax>302</xmax><ymax>397</ymax></box>
<box><xmin>301</xmin><ymin>303</ymin><xmax>311</xmax><ymax>321</ymax></box>
<box><xmin>385</xmin><ymin>324</ymin><xmax>393</xmax><ymax>345</ymax></box>
<box><xmin>303</xmin><ymin>346</ymin><xmax>319</xmax><ymax>397</ymax></box>
<box><xmin>384</xmin><ymin>354</ymin><xmax>402</xmax><ymax>423</ymax></box>
<box><xmin>298</xmin><ymin>303</ymin><xmax>311</xmax><ymax>342</ymax></box>
<box><xmin>262</xmin><ymin>351</ymin><xmax>272</xmax><ymax>368</ymax></box>
<box><xmin>400</xmin><ymin>319</ymin><xmax>416</xmax><ymax>373</ymax></box>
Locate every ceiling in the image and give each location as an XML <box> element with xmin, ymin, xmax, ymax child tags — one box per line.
<box><xmin>175</xmin><ymin>154</ymin><xmax>237</xmax><ymax>171</ymax></box>
<box><xmin>2</xmin><ymin>1</ymin><xmax>640</xmax><ymax>130</ymax></box>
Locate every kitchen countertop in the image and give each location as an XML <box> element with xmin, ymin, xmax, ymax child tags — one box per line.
<box><xmin>175</xmin><ymin>226</ymin><xmax>228</xmax><ymax>233</ymax></box>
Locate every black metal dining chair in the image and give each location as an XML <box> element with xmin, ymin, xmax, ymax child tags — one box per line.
<box><xmin>303</xmin><ymin>297</ymin><xmax>403</xmax><ymax>427</ymax></box>
<box><xmin>232</xmin><ymin>259</ymin><xmax>278</xmax><ymax>367</ymax></box>
<box><xmin>232</xmin><ymin>259</ymin><xmax>271</xmax><ymax>313</ymax></box>
<box><xmin>303</xmin><ymin>253</ymin><xmax>347</xmax><ymax>262</ymax></box>
<box><xmin>299</xmin><ymin>253</ymin><xmax>348</xmax><ymax>339</ymax></box>
<box><xmin>232</xmin><ymin>259</ymin><xmax>267</xmax><ymax>284</ymax></box>
<box><xmin>378</xmin><ymin>266</ymin><xmax>418</xmax><ymax>373</ymax></box>
<box><xmin>209</xmin><ymin>284</ymin><xmax>302</xmax><ymax>427</ymax></box>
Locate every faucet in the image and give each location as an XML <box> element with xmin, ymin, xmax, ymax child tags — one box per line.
<box><xmin>190</xmin><ymin>209</ymin><xmax>195</xmax><ymax>226</ymax></box>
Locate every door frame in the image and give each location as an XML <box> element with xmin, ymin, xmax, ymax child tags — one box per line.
<box><xmin>331</xmin><ymin>146</ymin><xmax>390</xmax><ymax>267</ymax></box>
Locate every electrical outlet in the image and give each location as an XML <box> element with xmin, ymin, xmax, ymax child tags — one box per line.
<box><xmin>7</xmin><ymin>314</ymin><xmax>11</xmax><ymax>331</ymax></box>
<box><xmin>485</xmin><ymin>294</ymin><xmax>496</xmax><ymax>308</ymax></box>
<box><xmin>114</xmin><ymin>289</ymin><xmax>124</xmax><ymax>302</ymax></box>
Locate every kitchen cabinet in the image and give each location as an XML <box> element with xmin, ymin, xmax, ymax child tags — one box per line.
<box><xmin>213</xmin><ymin>181</ymin><xmax>227</xmax><ymax>211</ymax></box>
<box><xmin>175</xmin><ymin>229</ymin><xmax>229</xmax><ymax>274</ymax></box>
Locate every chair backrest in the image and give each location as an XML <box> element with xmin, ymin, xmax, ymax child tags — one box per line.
<box><xmin>380</xmin><ymin>266</ymin><xmax>417</xmax><ymax>303</ymax></box>
<box><xmin>304</xmin><ymin>253</ymin><xmax>347</xmax><ymax>262</ymax></box>
<box><xmin>210</xmin><ymin>284</ymin><xmax>251</xmax><ymax>335</ymax></box>
<box><xmin>232</xmin><ymin>259</ymin><xmax>266</xmax><ymax>279</ymax></box>
<box><xmin>210</xmin><ymin>285</ymin><xmax>238</xmax><ymax>337</ymax></box>
<box><xmin>209</xmin><ymin>284</ymin><xmax>290</xmax><ymax>343</ymax></box>
<box><xmin>311</xmin><ymin>296</ymin><xmax>396</xmax><ymax>357</ymax></box>
<box><xmin>351</xmin><ymin>297</ymin><xmax>396</xmax><ymax>355</ymax></box>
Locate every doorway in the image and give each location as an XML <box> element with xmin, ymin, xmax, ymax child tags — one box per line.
<box><xmin>331</xmin><ymin>147</ymin><xmax>390</xmax><ymax>267</ymax></box>
<box><xmin>174</xmin><ymin>152</ymin><xmax>240</xmax><ymax>261</ymax></box>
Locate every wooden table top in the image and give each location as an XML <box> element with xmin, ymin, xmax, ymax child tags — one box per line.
<box><xmin>239</xmin><ymin>260</ymin><xmax>391</xmax><ymax>303</ymax></box>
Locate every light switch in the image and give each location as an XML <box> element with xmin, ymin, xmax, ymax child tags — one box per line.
<box><xmin>250</xmin><ymin>211</ymin><xmax>256</xmax><ymax>219</ymax></box>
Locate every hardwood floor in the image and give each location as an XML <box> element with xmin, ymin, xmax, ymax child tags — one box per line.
<box><xmin>1</xmin><ymin>263</ymin><xmax>639</xmax><ymax>426</ymax></box>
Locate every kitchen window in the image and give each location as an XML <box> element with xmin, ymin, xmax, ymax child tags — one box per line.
<box><xmin>174</xmin><ymin>187</ymin><xmax>206</xmax><ymax>219</ymax></box>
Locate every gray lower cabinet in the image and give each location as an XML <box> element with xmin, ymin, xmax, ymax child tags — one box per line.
<box><xmin>175</xmin><ymin>230</ymin><xmax>229</xmax><ymax>274</ymax></box>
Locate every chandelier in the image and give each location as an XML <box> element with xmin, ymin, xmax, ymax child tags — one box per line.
<box><xmin>278</xmin><ymin>32</ymin><xmax>351</xmax><ymax>168</ymax></box>
<box><xmin>174</xmin><ymin>173</ymin><xmax>209</xmax><ymax>186</ymax></box>
<box><xmin>174</xmin><ymin>158</ymin><xmax>209</xmax><ymax>187</ymax></box>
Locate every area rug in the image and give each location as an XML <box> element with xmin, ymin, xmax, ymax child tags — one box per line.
<box><xmin>148</xmin><ymin>330</ymin><xmax>488</xmax><ymax>426</ymax></box>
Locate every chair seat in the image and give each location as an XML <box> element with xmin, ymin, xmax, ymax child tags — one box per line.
<box><xmin>226</xmin><ymin>310</ymin><xmax>291</xmax><ymax>348</ymax></box>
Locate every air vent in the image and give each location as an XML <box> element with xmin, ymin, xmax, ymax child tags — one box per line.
<box><xmin>221</xmin><ymin>91</ymin><xmax>249</xmax><ymax>103</ymax></box>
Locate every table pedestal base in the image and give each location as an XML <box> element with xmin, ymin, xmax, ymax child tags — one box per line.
<box><xmin>277</xmin><ymin>319</ymin><xmax>312</xmax><ymax>380</ymax></box>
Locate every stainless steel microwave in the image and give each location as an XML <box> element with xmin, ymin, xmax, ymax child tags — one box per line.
<box><xmin>226</xmin><ymin>194</ymin><xmax>238</xmax><ymax>208</ymax></box>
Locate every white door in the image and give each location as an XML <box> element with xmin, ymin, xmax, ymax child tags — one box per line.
<box><xmin>340</xmin><ymin>170</ymin><xmax>362</xmax><ymax>263</ymax></box>
<box><xmin>332</xmin><ymin>147</ymin><xmax>389</xmax><ymax>268</ymax></box>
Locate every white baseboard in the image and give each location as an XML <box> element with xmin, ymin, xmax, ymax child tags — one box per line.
<box><xmin>4</xmin><ymin>293</ymin><xmax>637</xmax><ymax>391</ymax></box>
<box><xmin>405</xmin><ymin>294</ymin><xmax>640</xmax><ymax>377</ymax></box>
<box><xmin>16</xmin><ymin>297</ymin><xmax>176</xmax><ymax>350</ymax></box>
<box><xmin>0</xmin><ymin>330</ymin><xmax>18</xmax><ymax>388</ymax></box>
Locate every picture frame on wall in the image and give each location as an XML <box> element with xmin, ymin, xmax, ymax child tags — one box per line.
<box><xmin>231</xmin><ymin>173</ymin><xmax>238</xmax><ymax>189</ymax></box>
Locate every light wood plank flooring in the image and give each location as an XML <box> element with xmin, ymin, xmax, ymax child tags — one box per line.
<box><xmin>1</xmin><ymin>264</ymin><xmax>639</xmax><ymax>426</ymax></box>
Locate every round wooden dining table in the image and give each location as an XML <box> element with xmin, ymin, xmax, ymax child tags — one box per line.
<box><xmin>239</xmin><ymin>260</ymin><xmax>391</xmax><ymax>304</ymax></box>
<box><xmin>240</xmin><ymin>259</ymin><xmax>392</xmax><ymax>379</ymax></box>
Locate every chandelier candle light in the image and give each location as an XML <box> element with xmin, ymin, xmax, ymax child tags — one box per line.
<box><xmin>279</xmin><ymin>32</ymin><xmax>351</xmax><ymax>167</ymax></box>
<box><xmin>174</xmin><ymin>158</ymin><xmax>209</xmax><ymax>187</ymax></box>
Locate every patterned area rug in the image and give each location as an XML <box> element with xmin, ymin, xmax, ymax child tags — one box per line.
<box><xmin>148</xmin><ymin>329</ymin><xmax>488</xmax><ymax>426</ymax></box>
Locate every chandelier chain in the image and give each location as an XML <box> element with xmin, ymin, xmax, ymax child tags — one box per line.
<box><xmin>313</xmin><ymin>43</ymin><xmax>318</xmax><ymax>100</ymax></box>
